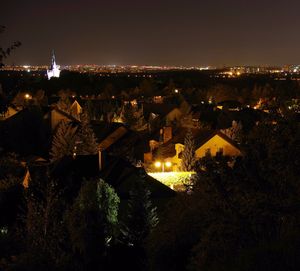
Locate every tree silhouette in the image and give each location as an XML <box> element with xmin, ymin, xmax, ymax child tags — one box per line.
<box><xmin>0</xmin><ymin>26</ymin><xmax>21</xmax><ymax>67</ymax></box>
<box><xmin>181</xmin><ymin>129</ymin><xmax>196</xmax><ymax>171</ymax></box>
<box><xmin>76</xmin><ymin>110</ymin><xmax>98</xmax><ymax>155</ymax></box>
<box><xmin>50</xmin><ymin>120</ymin><xmax>77</xmax><ymax>161</ymax></box>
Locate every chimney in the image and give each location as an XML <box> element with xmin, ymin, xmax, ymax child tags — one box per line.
<box><xmin>163</xmin><ymin>126</ymin><xmax>172</xmax><ymax>143</ymax></box>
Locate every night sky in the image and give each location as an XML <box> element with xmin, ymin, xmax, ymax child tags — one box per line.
<box><xmin>2</xmin><ymin>0</ymin><xmax>300</xmax><ymax>66</ymax></box>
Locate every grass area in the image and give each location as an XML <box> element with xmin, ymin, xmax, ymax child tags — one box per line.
<box><xmin>147</xmin><ymin>171</ymin><xmax>196</xmax><ymax>191</ymax></box>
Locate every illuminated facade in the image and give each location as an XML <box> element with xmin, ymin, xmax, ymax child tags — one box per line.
<box><xmin>47</xmin><ymin>50</ymin><xmax>60</xmax><ymax>79</ymax></box>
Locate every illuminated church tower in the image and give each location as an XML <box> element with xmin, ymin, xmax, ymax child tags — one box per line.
<box><xmin>47</xmin><ymin>50</ymin><xmax>60</xmax><ymax>79</ymax></box>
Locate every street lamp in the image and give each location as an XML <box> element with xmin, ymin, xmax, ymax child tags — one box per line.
<box><xmin>165</xmin><ymin>161</ymin><xmax>172</xmax><ymax>168</ymax></box>
<box><xmin>154</xmin><ymin>161</ymin><xmax>162</xmax><ymax>168</ymax></box>
<box><xmin>154</xmin><ymin>161</ymin><xmax>172</xmax><ymax>172</ymax></box>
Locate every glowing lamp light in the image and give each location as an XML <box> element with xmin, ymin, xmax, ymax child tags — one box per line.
<box><xmin>154</xmin><ymin>161</ymin><xmax>161</xmax><ymax>168</ymax></box>
<box><xmin>24</xmin><ymin>94</ymin><xmax>30</xmax><ymax>99</ymax></box>
<box><xmin>174</xmin><ymin>89</ymin><xmax>179</xmax><ymax>93</ymax></box>
<box><xmin>165</xmin><ymin>161</ymin><xmax>172</xmax><ymax>168</ymax></box>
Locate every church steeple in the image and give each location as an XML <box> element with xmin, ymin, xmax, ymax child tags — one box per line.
<box><xmin>51</xmin><ymin>50</ymin><xmax>56</xmax><ymax>68</ymax></box>
<box><xmin>47</xmin><ymin>50</ymin><xmax>60</xmax><ymax>80</ymax></box>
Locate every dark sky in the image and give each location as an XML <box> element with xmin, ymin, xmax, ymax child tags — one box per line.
<box><xmin>2</xmin><ymin>0</ymin><xmax>300</xmax><ymax>66</ymax></box>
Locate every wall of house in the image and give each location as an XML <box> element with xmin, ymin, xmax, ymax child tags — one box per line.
<box><xmin>195</xmin><ymin>134</ymin><xmax>241</xmax><ymax>158</ymax></box>
<box><xmin>70</xmin><ymin>101</ymin><xmax>82</xmax><ymax>116</ymax></box>
<box><xmin>0</xmin><ymin>107</ymin><xmax>19</xmax><ymax>120</ymax></box>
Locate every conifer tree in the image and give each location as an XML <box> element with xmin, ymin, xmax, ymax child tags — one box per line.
<box><xmin>124</xmin><ymin>169</ymin><xmax>159</xmax><ymax>247</ymax></box>
<box><xmin>123</xmin><ymin>104</ymin><xmax>136</xmax><ymax>128</ymax></box>
<box><xmin>76</xmin><ymin>110</ymin><xmax>98</xmax><ymax>155</ymax></box>
<box><xmin>50</xmin><ymin>120</ymin><xmax>77</xmax><ymax>161</ymax></box>
<box><xmin>181</xmin><ymin>129</ymin><xmax>196</xmax><ymax>171</ymax></box>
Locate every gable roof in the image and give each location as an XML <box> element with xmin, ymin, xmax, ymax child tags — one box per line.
<box><xmin>50</xmin><ymin>107</ymin><xmax>80</xmax><ymax>123</ymax></box>
<box><xmin>143</xmin><ymin>103</ymin><xmax>178</xmax><ymax>120</ymax></box>
<box><xmin>27</xmin><ymin>154</ymin><xmax>175</xmax><ymax>200</ymax></box>
<box><xmin>91</xmin><ymin>121</ymin><xmax>129</xmax><ymax>151</ymax></box>
<box><xmin>99</xmin><ymin>126</ymin><xmax>128</xmax><ymax>151</ymax></box>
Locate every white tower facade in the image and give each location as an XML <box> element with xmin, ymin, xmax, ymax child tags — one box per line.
<box><xmin>47</xmin><ymin>50</ymin><xmax>60</xmax><ymax>79</ymax></box>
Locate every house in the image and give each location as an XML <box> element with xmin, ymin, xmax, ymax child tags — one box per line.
<box><xmin>69</xmin><ymin>100</ymin><xmax>83</xmax><ymax>117</ymax></box>
<box><xmin>143</xmin><ymin>103</ymin><xmax>183</xmax><ymax>130</ymax></box>
<box><xmin>145</xmin><ymin>128</ymin><xmax>242</xmax><ymax>171</ymax></box>
<box><xmin>0</xmin><ymin>105</ymin><xmax>20</xmax><ymax>120</ymax></box>
<box><xmin>0</xmin><ymin>106</ymin><xmax>51</xmax><ymax>157</ymax></box>
<box><xmin>24</xmin><ymin>153</ymin><xmax>175</xmax><ymax>210</ymax></box>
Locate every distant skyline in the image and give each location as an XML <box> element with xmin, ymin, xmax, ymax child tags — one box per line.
<box><xmin>3</xmin><ymin>0</ymin><xmax>300</xmax><ymax>66</ymax></box>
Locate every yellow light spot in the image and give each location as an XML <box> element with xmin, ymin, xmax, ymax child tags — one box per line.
<box><xmin>165</xmin><ymin>161</ymin><xmax>172</xmax><ymax>167</ymax></box>
<box><xmin>154</xmin><ymin>161</ymin><xmax>161</xmax><ymax>168</ymax></box>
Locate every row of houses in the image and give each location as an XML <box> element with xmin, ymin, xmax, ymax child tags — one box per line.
<box><xmin>1</xmin><ymin>95</ymin><xmax>247</xmax><ymax>192</ymax></box>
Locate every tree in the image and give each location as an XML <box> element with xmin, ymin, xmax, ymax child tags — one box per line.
<box><xmin>57</xmin><ymin>89</ymin><xmax>72</xmax><ymax>113</ymax></box>
<box><xmin>123</xmin><ymin>104</ymin><xmax>136</xmax><ymax>127</ymax></box>
<box><xmin>24</xmin><ymin>176</ymin><xmax>67</xmax><ymax>269</ymax></box>
<box><xmin>124</xmin><ymin>170</ymin><xmax>159</xmax><ymax>247</ymax></box>
<box><xmin>0</xmin><ymin>26</ymin><xmax>21</xmax><ymax>114</ymax></box>
<box><xmin>123</xmin><ymin>103</ymin><xmax>144</xmax><ymax>130</ymax></box>
<box><xmin>0</xmin><ymin>25</ymin><xmax>21</xmax><ymax>67</ymax></box>
<box><xmin>221</xmin><ymin>120</ymin><xmax>243</xmax><ymax>142</ymax></box>
<box><xmin>181</xmin><ymin>129</ymin><xmax>196</xmax><ymax>171</ymax></box>
<box><xmin>66</xmin><ymin>178</ymin><xmax>120</xmax><ymax>269</ymax></box>
<box><xmin>117</xmin><ymin>170</ymin><xmax>159</xmax><ymax>271</ymax></box>
<box><xmin>76</xmin><ymin>110</ymin><xmax>98</xmax><ymax>155</ymax></box>
<box><xmin>50</xmin><ymin>120</ymin><xmax>77</xmax><ymax>161</ymax></box>
<box><xmin>0</xmin><ymin>152</ymin><xmax>24</xmax><ymax>231</ymax></box>
<box><xmin>4</xmin><ymin>170</ymin><xmax>70</xmax><ymax>271</ymax></box>
<box><xmin>147</xmin><ymin>114</ymin><xmax>300</xmax><ymax>271</ymax></box>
